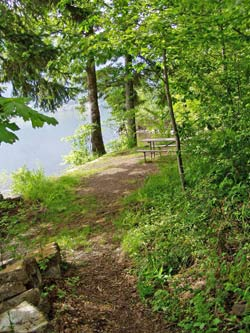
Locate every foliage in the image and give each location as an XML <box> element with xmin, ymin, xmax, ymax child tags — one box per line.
<box><xmin>0</xmin><ymin>0</ymin><xmax>76</xmax><ymax>145</ymax></box>
<box><xmin>117</xmin><ymin>147</ymin><xmax>249</xmax><ymax>332</ymax></box>
<box><xmin>0</xmin><ymin>1</ymin><xmax>76</xmax><ymax>110</ymax></box>
<box><xmin>1</xmin><ymin>0</ymin><xmax>250</xmax><ymax>331</ymax></box>
<box><xmin>0</xmin><ymin>197</ymin><xmax>34</xmax><ymax>261</ymax></box>
<box><xmin>62</xmin><ymin>123</ymin><xmax>96</xmax><ymax>166</ymax></box>
<box><xmin>0</xmin><ymin>97</ymin><xmax>58</xmax><ymax>144</ymax></box>
<box><xmin>135</xmin><ymin>88</ymin><xmax>171</xmax><ymax>136</ymax></box>
<box><xmin>9</xmin><ymin>166</ymin><xmax>98</xmax><ymax>246</ymax></box>
<box><xmin>11</xmin><ymin>166</ymin><xmax>82</xmax><ymax>216</ymax></box>
<box><xmin>106</xmin><ymin>133</ymin><xmax>132</xmax><ymax>153</ymax></box>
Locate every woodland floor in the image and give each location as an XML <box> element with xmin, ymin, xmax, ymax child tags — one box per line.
<box><xmin>47</xmin><ymin>153</ymin><xmax>177</xmax><ymax>333</ymax></box>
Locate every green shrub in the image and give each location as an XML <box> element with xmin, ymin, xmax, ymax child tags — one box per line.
<box><xmin>12</xmin><ymin>167</ymin><xmax>50</xmax><ymax>201</ymax></box>
<box><xmin>62</xmin><ymin>123</ymin><xmax>96</xmax><ymax>166</ymax></box>
<box><xmin>11</xmin><ymin>166</ymin><xmax>80</xmax><ymax>214</ymax></box>
<box><xmin>117</xmin><ymin>147</ymin><xmax>249</xmax><ymax>332</ymax></box>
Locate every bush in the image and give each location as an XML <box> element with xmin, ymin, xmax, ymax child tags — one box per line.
<box><xmin>117</xmin><ymin>149</ymin><xmax>250</xmax><ymax>332</ymax></box>
<box><xmin>62</xmin><ymin>123</ymin><xmax>96</xmax><ymax>166</ymax></box>
<box><xmin>11</xmin><ymin>166</ymin><xmax>80</xmax><ymax>214</ymax></box>
<box><xmin>12</xmin><ymin>167</ymin><xmax>50</xmax><ymax>202</ymax></box>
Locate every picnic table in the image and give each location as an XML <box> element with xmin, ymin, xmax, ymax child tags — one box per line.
<box><xmin>138</xmin><ymin>137</ymin><xmax>176</xmax><ymax>162</ymax></box>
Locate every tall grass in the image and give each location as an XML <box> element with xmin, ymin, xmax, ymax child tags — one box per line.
<box><xmin>117</xmin><ymin>154</ymin><xmax>250</xmax><ymax>332</ymax></box>
<box><xmin>11</xmin><ymin>166</ymin><xmax>80</xmax><ymax>213</ymax></box>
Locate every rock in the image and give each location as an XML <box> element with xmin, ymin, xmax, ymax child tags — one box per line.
<box><xmin>28</xmin><ymin>243</ymin><xmax>61</xmax><ymax>279</ymax></box>
<box><xmin>0</xmin><ymin>259</ymin><xmax>15</xmax><ymax>270</ymax></box>
<box><xmin>0</xmin><ymin>261</ymin><xmax>29</xmax><ymax>285</ymax></box>
<box><xmin>22</xmin><ymin>258</ymin><xmax>42</xmax><ymax>289</ymax></box>
<box><xmin>231</xmin><ymin>302</ymin><xmax>248</xmax><ymax>317</ymax></box>
<box><xmin>0</xmin><ymin>258</ymin><xmax>41</xmax><ymax>289</ymax></box>
<box><xmin>0</xmin><ymin>282</ymin><xmax>26</xmax><ymax>303</ymax></box>
<box><xmin>0</xmin><ymin>301</ymin><xmax>48</xmax><ymax>333</ymax></box>
<box><xmin>0</xmin><ymin>289</ymin><xmax>40</xmax><ymax>314</ymax></box>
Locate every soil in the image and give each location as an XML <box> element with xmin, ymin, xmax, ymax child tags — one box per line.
<box><xmin>48</xmin><ymin>153</ymin><xmax>177</xmax><ymax>333</ymax></box>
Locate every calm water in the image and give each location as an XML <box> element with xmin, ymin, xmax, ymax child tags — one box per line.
<box><xmin>0</xmin><ymin>100</ymin><xmax>117</xmax><ymax>195</ymax></box>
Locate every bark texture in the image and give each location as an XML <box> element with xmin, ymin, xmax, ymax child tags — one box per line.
<box><xmin>125</xmin><ymin>54</ymin><xmax>137</xmax><ymax>147</ymax></box>
<box><xmin>86</xmin><ymin>59</ymin><xmax>106</xmax><ymax>156</ymax></box>
<box><xmin>162</xmin><ymin>50</ymin><xmax>186</xmax><ymax>191</ymax></box>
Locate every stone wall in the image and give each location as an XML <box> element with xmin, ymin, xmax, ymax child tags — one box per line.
<box><xmin>0</xmin><ymin>242</ymin><xmax>61</xmax><ymax>333</ymax></box>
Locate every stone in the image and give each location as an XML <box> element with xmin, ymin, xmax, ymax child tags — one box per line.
<box><xmin>22</xmin><ymin>258</ymin><xmax>42</xmax><ymax>289</ymax></box>
<box><xmin>231</xmin><ymin>302</ymin><xmax>248</xmax><ymax>317</ymax></box>
<box><xmin>0</xmin><ymin>289</ymin><xmax>40</xmax><ymax>314</ymax></box>
<box><xmin>28</xmin><ymin>243</ymin><xmax>61</xmax><ymax>279</ymax></box>
<box><xmin>0</xmin><ymin>258</ymin><xmax>41</xmax><ymax>289</ymax></box>
<box><xmin>0</xmin><ymin>261</ymin><xmax>29</xmax><ymax>285</ymax></box>
<box><xmin>0</xmin><ymin>301</ymin><xmax>48</xmax><ymax>333</ymax></box>
<box><xmin>0</xmin><ymin>282</ymin><xmax>26</xmax><ymax>303</ymax></box>
<box><xmin>0</xmin><ymin>259</ymin><xmax>15</xmax><ymax>270</ymax></box>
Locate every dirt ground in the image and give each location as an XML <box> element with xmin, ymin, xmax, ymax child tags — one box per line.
<box><xmin>49</xmin><ymin>153</ymin><xmax>177</xmax><ymax>333</ymax></box>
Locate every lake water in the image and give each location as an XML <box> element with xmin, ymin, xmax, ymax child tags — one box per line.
<box><xmin>0</xmin><ymin>100</ymin><xmax>117</xmax><ymax>195</ymax></box>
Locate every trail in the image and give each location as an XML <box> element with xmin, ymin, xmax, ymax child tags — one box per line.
<box><xmin>50</xmin><ymin>153</ymin><xmax>175</xmax><ymax>333</ymax></box>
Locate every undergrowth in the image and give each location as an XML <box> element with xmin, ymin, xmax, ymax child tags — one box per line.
<box><xmin>117</xmin><ymin>145</ymin><xmax>249</xmax><ymax>332</ymax></box>
<box><xmin>0</xmin><ymin>166</ymin><xmax>97</xmax><ymax>254</ymax></box>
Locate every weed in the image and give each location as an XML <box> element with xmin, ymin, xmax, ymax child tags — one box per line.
<box><xmin>66</xmin><ymin>276</ymin><xmax>80</xmax><ymax>288</ymax></box>
<box><xmin>57</xmin><ymin>289</ymin><xmax>66</xmax><ymax>299</ymax></box>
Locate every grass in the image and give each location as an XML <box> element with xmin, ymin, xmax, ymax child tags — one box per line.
<box><xmin>115</xmin><ymin>155</ymin><xmax>250</xmax><ymax>333</ymax></box>
<box><xmin>1</xmin><ymin>151</ymin><xmax>137</xmax><ymax>258</ymax></box>
<box><xmin>1</xmin><ymin>149</ymin><xmax>249</xmax><ymax>332</ymax></box>
<box><xmin>48</xmin><ymin>225</ymin><xmax>92</xmax><ymax>250</ymax></box>
<box><xmin>0</xmin><ymin>166</ymin><xmax>100</xmax><ymax>258</ymax></box>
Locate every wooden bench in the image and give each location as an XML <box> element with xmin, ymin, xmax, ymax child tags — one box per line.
<box><xmin>155</xmin><ymin>144</ymin><xmax>176</xmax><ymax>149</ymax></box>
<box><xmin>137</xmin><ymin>148</ymin><xmax>175</xmax><ymax>162</ymax></box>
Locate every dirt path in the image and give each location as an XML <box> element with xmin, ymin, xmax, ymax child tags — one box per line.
<box><xmin>50</xmin><ymin>153</ymin><xmax>174</xmax><ymax>333</ymax></box>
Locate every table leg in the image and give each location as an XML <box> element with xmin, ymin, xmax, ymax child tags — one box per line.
<box><xmin>150</xmin><ymin>142</ymin><xmax>153</xmax><ymax>160</ymax></box>
<box><xmin>153</xmin><ymin>142</ymin><xmax>156</xmax><ymax>159</ymax></box>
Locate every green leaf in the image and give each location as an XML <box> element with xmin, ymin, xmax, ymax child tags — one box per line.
<box><xmin>0</xmin><ymin>97</ymin><xmax>58</xmax><ymax>144</ymax></box>
<box><xmin>0</xmin><ymin>123</ymin><xmax>19</xmax><ymax>144</ymax></box>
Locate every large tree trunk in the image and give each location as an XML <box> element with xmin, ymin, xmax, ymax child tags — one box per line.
<box><xmin>86</xmin><ymin>58</ymin><xmax>106</xmax><ymax>156</ymax></box>
<box><xmin>162</xmin><ymin>50</ymin><xmax>186</xmax><ymax>191</ymax></box>
<box><xmin>125</xmin><ymin>54</ymin><xmax>137</xmax><ymax>147</ymax></box>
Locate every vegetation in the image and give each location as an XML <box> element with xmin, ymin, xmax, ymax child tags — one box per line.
<box><xmin>0</xmin><ymin>97</ymin><xmax>58</xmax><ymax>144</ymax></box>
<box><xmin>62</xmin><ymin>123</ymin><xmax>97</xmax><ymax>166</ymax></box>
<box><xmin>118</xmin><ymin>152</ymin><xmax>249</xmax><ymax>332</ymax></box>
<box><xmin>0</xmin><ymin>166</ymin><xmax>98</xmax><ymax>260</ymax></box>
<box><xmin>0</xmin><ymin>0</ymin><xmax>75</xmax><ymax>144</ymax></box>
<box><xmin>0</xmin><ymin>0</ymin><xmax>249</xmax><ymax>332</ymax></box>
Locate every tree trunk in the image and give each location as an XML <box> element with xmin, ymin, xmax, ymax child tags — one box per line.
<box><xmin>125</xmin><ymin>54</ymin><xmax>137</xmax><ymax>147</ymax></box>
<box><xmin>162</xmin><ymin>50</ymin><xmax>186</xmax><ymax>191</ymax></box>
<box><xmin>86</xmin><ymin>58</ymin><xmax>106</xmax><ymax>156</ymax></box>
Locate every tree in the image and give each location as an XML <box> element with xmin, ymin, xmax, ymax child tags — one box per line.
<box><xmin>104</xmin><ymin>0</ymin><xmax>187</xmax><ymax>189</ymax></box>
<box><xmin>125</xmin><ymin>54</ymin><xmax>137</xmax><ymax>147</ymax></box>
<box><xmin>86</xmin><ymin>57</ymin><xmax>106</xmax><ymax>155</ymax></box>
<box><xmin>101</xmin><ymin>1</ymin><xmax>140</xmax><ymax>148</ymax></box>
<box><xmin>0</xmin><ymin>1</ymin><xmax>76</xmax><ymax>108</ymax></box>
<box><xmin>0</xmin><ymin>0</ymin><xmax>76</xmax><ymax>144</ymax></box>
<box><xmin>53</xmin><ymin>1</ymin><xmax>106</xmax><ymax>156</ymax></box>
<box><xmin>162</xmin><ymin>50</ymin><xmax>186</xmax><ymax>190</ymax></box>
